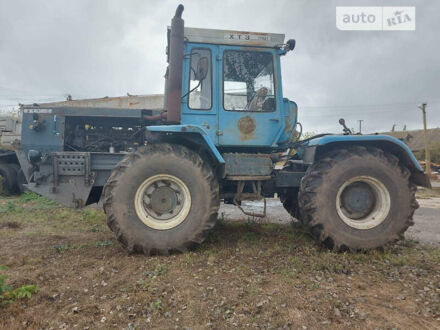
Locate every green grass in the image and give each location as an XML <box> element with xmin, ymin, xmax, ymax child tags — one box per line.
<box><xmin>95</xmin><ymin>240</ymin><xmax>114</xmax><ymax>247</ymax></box>
<box><xmin>144</xmin><ymin>264</ymin><xmax>167</xmax><ymax>278</ymax></box>
<box><xmin>0</xmin><ymin>193</ymin><xmax>107</xmax><ymax>235</ymax></box>
<box><xmin>53</xmin><ymin>244</ymin><xmax>86</xmax><ymax>253</ymax></box>
<box><xmin>0</xmin><ymin>266</ymin><xmax>39</xmax><ymax>305</ymax></box>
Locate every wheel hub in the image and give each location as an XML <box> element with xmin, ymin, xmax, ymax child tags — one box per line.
<box><xmin>340</xmin><ymin>182</ymin><xmax>375</xmax><ymax>219</ymax></box>
<box><xmin>148</xmin><ymin>186</ymin><xmax>181</xmax><ymax>218</ymax></box>
<box><xmin>135</xmin><ymin>174</ymin><xmax>191</xmax><ymax>230</ymax></box>
<box><xmin>336</xmin><ymin>176</ymin><xmax>391</xmax><ymax>230</ymax></box>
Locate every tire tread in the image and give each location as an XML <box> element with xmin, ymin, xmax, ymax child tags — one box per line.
<box><xmin>103</xmin><ymin>143</ymin><xmax>219</xmax><ymax>255</ymax></box>
<box><xmin>298</xmin><ymin>146</ymin><xmax>418</xmax><ymax>250</ymax></box>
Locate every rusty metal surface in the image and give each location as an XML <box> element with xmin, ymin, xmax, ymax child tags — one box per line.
<box><xmin>0</xmin><ymin>115</ymin><xmax>21</xmax><ymax>147</ymax></box>
<box><xmin>233</xmin><ymin>180</ymin><xmax>267</xmax><ymax>218</ymax></box>
<box><xmin>143</xmin><ymin>112</ymin><xmax>167</xmax><ymax>121</ymax></box>
<box><xmin>28</xmin><ymin>94</ymin><xmax>164</xmax><ymax>110</ymax></box>
<box><xmin>22</xmin><ymin>106</ymin><xmax>144</xmax><ymax>118</ymax></box>
<box><xmin>224</xmin><ymin>153</ymin><xmax>272</xmax><ymax>176</ymax></box>
<box><xmin>54</xmin><ymin>152</ymin><xmax>87</xmax><ymax>176</ymax></box>
<box><xmin>274</xmin><ymin>171</ymin><xmax>304</xmax><ymax>188</ymax></box>
<box><xmin>226</xmin><ymin>175</ymin><xmax>271</xmax><ymax>181</ymax></box>
<box><xmin>277</xmin><ymin>100</ymin><xmax>298</xmax><ymax>146</ymax></box>
<box><xmin>166</xmin><ymin>4</ymin><xmax>185</xmax><ymax>123</ymax></box>
<box><xmin>284</xmin><ymin>113</ymin><xmax>292</xmax><ymax>136</ymax></box>
<box><xmin>237</xmin><ymin>116</ymin><xmax>256</xmax><ymax>140</ymax></box>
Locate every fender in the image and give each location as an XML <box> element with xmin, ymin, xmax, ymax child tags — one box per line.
<box><xmin>146</xmin><ymin>124</ymin><xmax>225</xmax><ymax>165</ymax></box>
<box><xmin>301</xmin><ymin>134</ymin><xmax>431</xmax><ymax>188</ymax></box>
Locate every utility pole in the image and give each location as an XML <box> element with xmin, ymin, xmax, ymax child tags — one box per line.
<box><xmin>418</xmin><ymin>103</ymin><xmax>431</xmax><ymax>176</ymax></box>
<box><xmin>358</xmin><ymin>120</ymin><xmax>363</xmax><ymax>134</ymax></box>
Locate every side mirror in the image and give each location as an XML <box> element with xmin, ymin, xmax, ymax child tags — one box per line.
<box><xmin>286</xmin><ymin>39</ymin><xmax>295</xmax><ymax>51</ymax></box>
<box><xmin>195</xmin><ymin>57</ymin><xmax>209</xmax><ymax>81</ymax></box>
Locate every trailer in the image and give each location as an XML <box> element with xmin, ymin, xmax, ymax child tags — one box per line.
<box><xmin>0</xmin><ymin>94</ymin><xmax>163</xmax><ymax>193</ymax></box>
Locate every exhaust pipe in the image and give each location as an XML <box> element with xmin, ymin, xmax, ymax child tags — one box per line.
<box><xmin>166</xmin><ymin>4</ymin><xmax>184</xmax><ymax>123</ymax></box>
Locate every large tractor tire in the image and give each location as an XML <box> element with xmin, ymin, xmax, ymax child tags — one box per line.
<box><xmin>16</xmin><ymin>169</ymin><xmax>27</xmax><ymax>193</ymax></box>
<box><xmin>0</xmin><ymin>163</ymin><xmax>19</xmax><ymax>194</ymax></box>
<box><xmin>103</xmin><ymin>143</ymin><xmax>220</xmax><ymax>255</ymax></box>
<box><xmin>298</xmin><ymin>146</ymin><xmax>418</xmax><ymax>250</ymax></box>
<box><xmin>280</xmin><ymin>189</ymin><xmax>302</xmax><ymax>221</ymax></box>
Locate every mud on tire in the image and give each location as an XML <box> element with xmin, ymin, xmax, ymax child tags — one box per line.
<box><xmin>298</xmin><ymin>146</ymin><xmax>418</xmax><ymax>250</ymax></box>
<box><xmin>103</xmin><ymin>143</ymin><xmax>220</xmax><ymax>255</ymax></box>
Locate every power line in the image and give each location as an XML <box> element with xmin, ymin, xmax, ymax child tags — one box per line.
<box><xmin>300</xmin><ymin>108</ymin><xmax>424</xmax><ymax>117</ymax></box>
<box><xmin>299</xmin><ymin>103</ymin><xmax>440</xmax><ymax>117</ymax></box>
<box><xmin>300</xmin><ymin>100</ymin><xmax>440</xmax><ymax>109</ymax></box>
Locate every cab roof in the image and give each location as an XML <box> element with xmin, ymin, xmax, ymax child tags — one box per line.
<box><xmin>168</xmin><ymin>26</ymin><xmax>285</xmax><ymax>48</ymax></box>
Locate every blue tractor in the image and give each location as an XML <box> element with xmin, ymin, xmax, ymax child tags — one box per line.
<box><xmin>16</xmin><ymin>5</ymin><xmax>430</xmax><ymax>254</ymax></box>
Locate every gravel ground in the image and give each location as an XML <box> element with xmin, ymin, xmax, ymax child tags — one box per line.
<box><xmin>219</xmin><ymin>197</ymin><xmax>440</xmax><ymax>246</ymax></box>
<box><xmin>431</xmin><ymin>181</ymin><xmax>440</xmax><ymax>188</ymax></box>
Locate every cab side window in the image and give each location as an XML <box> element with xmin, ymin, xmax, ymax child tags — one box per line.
<box><xmin>223</xmin><ymin>50</ymin><xmax>276</xmax><ymax>112</ymax></box>
<box><xmin>188</xmin><ymin>48</ymin><xmax>212</xmax><ymax>110</ymax></box>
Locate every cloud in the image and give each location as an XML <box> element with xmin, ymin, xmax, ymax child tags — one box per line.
<box><xmin>0</xmin><ymin>0</ymin><xmax>438</xmax><ymax>132</ymax></box>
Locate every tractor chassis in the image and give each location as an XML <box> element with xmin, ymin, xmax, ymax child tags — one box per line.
<box><xmin>18</xmin><ymin>148</ymin><xmax>306</xmax><ymax>210</ymax></box>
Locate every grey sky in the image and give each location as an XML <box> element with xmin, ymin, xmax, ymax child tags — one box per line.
<box><xmin>0</xmin><ymin>0</ymin><xmax>439</xmax><ymax>133</ymax></box>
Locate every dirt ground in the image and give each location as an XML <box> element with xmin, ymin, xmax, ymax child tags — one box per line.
<box><xmin>0</xmin><ymin>192</ymin><xmax>439</xmax><ymax>329</ymax></box>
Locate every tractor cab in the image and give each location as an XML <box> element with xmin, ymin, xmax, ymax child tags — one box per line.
<box><xmin>165</xmin><ymin>23</ymin><xmax>298</xmax><ymax>150</ymax></box>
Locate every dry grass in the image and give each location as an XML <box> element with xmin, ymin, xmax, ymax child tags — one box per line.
<box><xmin>0</xmin><ymin>193</ymin><xmax>439</xmax><ymax>329</ymax></box>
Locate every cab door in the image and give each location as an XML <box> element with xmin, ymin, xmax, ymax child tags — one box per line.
<box><xmin>217</xmin><ymin>46</ymin><xmax>282</xmax><ymax>147</ymax></box>
<box><xmin>180</xmin><ymin>43</ymin><xmax>218</xmax><ymax>144</ymax></box>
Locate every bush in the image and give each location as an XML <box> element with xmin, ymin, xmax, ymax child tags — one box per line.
<box><xmin>414</xmin><ymin>148</ymin><xmax>440</xmax><ymax>164</ymax></box>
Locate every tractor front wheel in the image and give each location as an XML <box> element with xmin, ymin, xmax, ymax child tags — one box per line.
<box><xmin>103</xmin><ymin>143</ymin><xmax>220</xmax><ymax>255</ymax></box>
<box><xmin>298</xmin><ymin>146</ymin><xmax>418</xmax><ymax>250</ymax></box>
<box><xmin>0</xmin><ymin>163</ymin><xmax>19</xmax><ymax>194</ymax></box>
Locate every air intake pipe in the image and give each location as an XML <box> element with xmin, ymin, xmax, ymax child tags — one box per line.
<box><xmin>166</xmin><ymin>4</ymin><xmax>184</xmax><ymax>123</ymax></box>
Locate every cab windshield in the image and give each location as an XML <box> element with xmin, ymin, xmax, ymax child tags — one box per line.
<box><xmin>223</xmin><ymin>50</ymin><xmax>276</xmax><ymax>112</ymax></box>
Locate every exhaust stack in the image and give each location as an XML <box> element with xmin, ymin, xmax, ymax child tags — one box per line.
<box><xmin>166</xmin><ymin>4</ymin><xmax>184</xmax><ymax>123</ymax></box>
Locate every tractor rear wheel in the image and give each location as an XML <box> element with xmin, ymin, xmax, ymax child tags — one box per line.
<box><xmin>103</xmin><ymin>143</ymin><xmax>219</xmax><ymax>255</ymax></box>
<box><xmin>298</xmin><ymin>146</ymin><xmax>418</xmax><ymax>250</ymax></box>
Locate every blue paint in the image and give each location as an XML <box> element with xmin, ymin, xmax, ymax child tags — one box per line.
<box><xmin>306</xmin><ymin>134</ymin><xmax>423</xmax><ymax>171</ymax></box>
<box><xmin>147</xmin><ymin>125</ymin><xmax>225</xmax><ymax>164</ymax></box>
<box><xmin>21</xmin><ymin>112</ymin><xmax>64</xmax><ymax>156</ymax></box>
<box><xmin>180</xmin><ymin>41</ymin><xmax>297</xmax><ymax>148</ymax></box>
<box><xmin>277</xmin><ymin>99</ymin><xmax>298</xmax><ymax>147</ymax></box>
<box><xmin>181</xmin><ymin>43</ymin><xmax>219</xmax><ymax>144</ymax></box>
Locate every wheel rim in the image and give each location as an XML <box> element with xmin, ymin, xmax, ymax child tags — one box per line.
<box><xmin>336</xmin><ymin>176</ymin><xmax>390</xmax><ymax>230</ymax></box>
<box><xmin>134</xmin><ymin>174</ymin><xmax>191</xmax><ymax>230</ymax></box>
